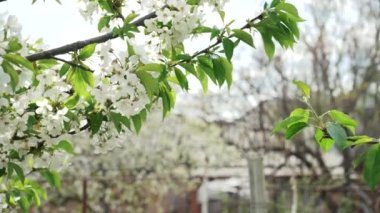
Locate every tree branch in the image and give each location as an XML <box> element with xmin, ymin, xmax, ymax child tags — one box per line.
<box><xmin>26</xmin><ymin>11</ymin><xmax>157</xmax><ymax>62</ymax></box>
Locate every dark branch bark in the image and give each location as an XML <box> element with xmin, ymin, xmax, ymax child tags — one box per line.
<box><xmin>25</xmin><ymin>11</ymin><xmax>157</xmax><ymax>62</ymax></box>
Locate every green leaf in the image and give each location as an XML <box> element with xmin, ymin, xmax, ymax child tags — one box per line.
<box><xmin>159</xmin><ymin>86</ymin><xmax>176</xmax><ymax>117</ymax></box>
<box><xmin>131</xmin><ymin>114</ymin><xmax>142</xmax><ymax>134</ymax></box>
<box><xmin>7</xmin><ymin>162</ymin><xmax>25</xmax><ymax>183</ymax></box>
<box><xmin>124</xmin><ymin>12</ymin><xmax>138</xmax><ymax>24</ymax></box>
<box><xmin>174</xmin><ymin>68</ymin><xmax>189</xmax><ymax>90</ymax></box>
<box><xmin>222</xmin><ymin>38</ymin><xmax>234</xmax><ymax>61</ymax></box>
<box><xmin>293</xmin><ymin>80</ymin><xmax>310</xmax><ymax>98</ymax></box>
<box><xmin>53</xmin><ymin>140</ymin><xmax>74</xmax><ymax>154</ymax></box>
<box><xmin>328</xmin><ymin>110</ymin><xmax>357</xmax><ymax>128</ymax></box>
<box><xmin>78</xmin><ymin>68</ymin><xmax>95</xmax><ymax>87</ymax></box>
<box><xmin>88</xmin><ymin>112</ymin><xmax>103</xmax><ymax>135</ymax></box>
<box><xmin>197</xmin><ymin>56</ymin><xmax>216</xmax><ymax>84</ymax></box>
<box><xmin>98</xmin><ymin>16</ymin><xmax>111</xmax><ymax>31</ymax></box>
<box><xmin>210</xmin><ymin>28</ymin><xmax>221</xmax><ymax>40</ymax></box>
<box><xmin>278</xmin><ymin>12</ymin><xmax>300</xmax><ymax>39</ymax></box>
<box><xmin>220</xmin><ymin>57</ymin><xmax>233</xmax><ymax>88</ymax></box>
<box><xmin>314</xmin><ymin>128</ymin><xmax>324</xmax><ymax>142</ymax></box>
<box><xmin>59</xmin><ymin>63</ymin><xmax>70</xmax><ymax>77</ymax></box>
<box><xmin>363</xmin><ymin>144</ymin><xmax>380</xmax><ymax>189</ymax></box>
<box><xmin>315</xmin><ymin>128</ymin><xmax>334</xmax><ymax>152</ymax></box>
<box><xmin>138</xmin><ymin>63</ymin><xmax>165</xmax><ymax>72</ymax></box>
<box><xmin>319</xmin><ymin>138</ymin><xmax>334</xmax><ymax>152</ymax></box>
<box><xmin>68</xmin><ymin>68</ymin><xmax>93</xmax><ymax>100</ymax></box>
<box><xmin>273</xmin><ymin>116</ymin><xmax>307</xmax><ymax>133</ymax></box>
<box><xmin>98</xmin><ymin>0</ymin><xmax>113</xmax><ymax>13</ymax></box>
<box><xmin>346</xmin><ymin>136</ymin><xmax>375</xmax><ymax>148</ymax></box>
<box><xmin>275</xmin><ymin>2</ymin><xmax>305</xmax><ymax>22</ymax></box>
<box><xmin>212</xmin><ymin>58</ymin><xmax>226</xmax><ymax>86</ymax></box>
<box><xmin>186</xmin><ymin>0</ymin><xmax>201</xmax><ymax>5</ymax></box>
<box><xmin>180</xmin><ymin>63</ymin><xmax>197</xmax><ymax>76</ymax></box>
<box><xmin>197</xmin><ymin>66</ymin><xmax>208</xmax><ymax>93</ymax></box>
<box><xmin>262</xmin><ymin>34</ymin><xmax>275</xmax><ymax>60</ymax></box>
<box><xmin>40</xmin><ymin>169</ymin><xmax>61</xmax><ymax>189</ymax></box>
<box><xmin>175</xmin><ymin>54</ymin><xmax>192</xmax><ymax>62</ymax></box>
<box><xmin>290</xmin><ymin>108</ymin><xmax>309</xmax><ymax>120</ymax></box>
<box><xmin>110</xmin><ymin>112</ymin><xmax>131</xmax><ymax>132</ymax></box>
<box><xmin>136</xmin><ymin>70</ymin><xmax>159</xmax><ymax>100</ymax></box>
<box><xmin>36</xmin><ymin>59</ymin><xmax>58</xmax><ymax>70</ymax></box>
<box><xmin>7</xmin><ymin>38</ymin><xmax>23</xmax><ymax>52</ymax></box>
<box><xmin>326</xmin><ymin>123</ymin><xmax>347</xmax><ymax>150</ymax></box>
<box><xmin>18</xmin><ymin>192</ymin><xmax>30</xmax><ymax>213</ymax></box>
<box><xmin>1</xmin><ymin>61</ymin><xmax>19</xmax><ymax>90</ymax></box>
<box><xmin>270</xmin><ymin>0</ymin><xmax>281</xmax><ymax>7</ymax></box>
<box><xmin>3</xmin><ymin>54</ymin><xmax>34</xmax><ymax>71</ymax></box>
<box><xmin>232</xmin><ymin>29</ymin><xmax>254</xmax><ymax>47</ymax></box>
<box><xmin>285</xmin><ymin>122</ymin><xmax>308</xmax><ymax>139</ymax></box>
<box><xmin>64</xmin><ymin>94</ymin><xmax>80</xmax><ymax>109</ymax></box>
<box><xmin>79</xmin><ymin>44</ymin><xmax>96</xmax><ymax>60</ymax></box>
<box><xmin>31</xmin><ymin>189</ymin><xmax>41</xmax><ymax>206</ymax></box>
<box><xmin>217</xmin><ymin>9</ymin><xmax>225</xmax><ymax>22</ymax></box>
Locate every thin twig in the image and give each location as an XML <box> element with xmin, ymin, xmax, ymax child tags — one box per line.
<box><xmin>52</xmin><ymin>57</ymin><xmax>94</xmax><ymax>73</ymax></box>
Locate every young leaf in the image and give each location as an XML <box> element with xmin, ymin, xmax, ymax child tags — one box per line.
<box><xmin>262</xmin><ymin>34</ymin><xmax>275</xmax><ymax>60</ymax></box>
<box><xmin>314</xmin><ymin>127</ymin><xmax>333</xmax><ymax>152</ymax></box>
<box><xmin>326</xmin><ymin>123</ymin><xmax>347</xmax><ymax>150</ymax></box>
<box><xmin>284</xmin><ymin>122</ymin><xmax>308</xmax><ymax>139</ymax></box>
<box><xmin>98</xmin><ymin>16</ymin><xmax>111</xmax><ymax>31</ymax></box>
<box><xmin>64</xmin><ymin>94</ymin><xmax>80</xmax><ymax>109</ymax></box>
<box><xmin>232</xmin><ymin>29</ymin><xmax>254</xmax><ymax>47</ymax></box>
<box><xmin>7</xmin><ymin>38</ymin><xmax>22</xmax><ymax>52</ymax></box>
<box><xmin>363</xmin><ymin>144</ymin><xmax>380</xmax><ymax>189</ymax></box>
<box><xmin>136</xmin><ymin>70</ymin><xmax>159</xmax><ymax>100</ymax></box>
<box><xmin>197</xmin><ymin>66</ymin><xmax>208</xmax><ymax>93</ymax></box>
<box><xmin>88</xmin><ymin>112</ymin><xmax>103</xmax><ymax>135</ymax></box>
<box><xmin>69</xmin><ymin>69</ymin><xmax>91</xmax><ymax>100</ymax></box>
<box><xmin>293</xmin><ymin>80</ymin><xmax>310</xmax><ymax>98</ymax></box>
<box><xmin>131</xmin><ymin>114</ymin><xmax>142</xmax><ymax>134</ymax></box>
<box><xmin>276</xmin><ymin>3</ymin><xmax>300</xmax><ymax>18</ymax></box>
<box><xmin>220</xmin><ymin>57</ymin><xmax>233</xmax><ymax>88</ymax></box>
<box><xmin>78</xmin><ymin>68</ymin><xmax>95</xmax><ymax>87</ymax></box>
<box><xmin>212</xmin><ymin>58</ymin><xmax>226</xmax><ymax>86</ymax></box>
<box><xmin>222</xmin><ymin>38</ymin><xmax>235</xmax><ymax>61</ymax></box>
<box><xmin>3</xmin><ymin>54</ymin><xmax>34</xmax><ymax>71</ymax></box>
<box><xmin>53</xmin><ymin>140</ymin><xmax>74</xmax><ymax>154</ymax></box>
<box><xmin>174</xmin><ymin>68</ymin><xmax>189</xmax><ymax>90</ymax></box>
<box><xmin>328</xmin><ymin>110</ymin><xmax>357</xmax><ymax>128</ymax></box>
<box><xmin>79</xmin><ymin>44</ymin><xmax>96</xmax><ymax>60</ymax></box>
<box><xmin>273</xmin><ymin>116</ymin><xmax>307</xmax><ymax>133</ymax></box>
<box><xmin>59</xmin><ymin>63</ymin><xmax>71</xmax><ymax>77</ymax></box>
<box><xmin>1</xmin><ymin>61</ymin><xmax>19</xmax><ymax>90</ymax></box>
<box><xmin>320</xmin><ymin>138</ymin><xmax>334</xmax><ymax>152</ymax></box>
<box><xmin>40</xmin><ymin>169</ymin><xmax>61</xmax><ymax>189</ymax></box>
<box><xmin>7</xmin><ymin>162</ymin><xmax>25</xmax><ymax>183</ymax></box>
<box><xmin>138</xmin><ymin>63</ymin><xmax>165</xmax><ymax>73</ymax></box>
<box><xmin>110</xmin><ymin>112</ymin><xmax>131</xmax><ymax>132</ymax></box>
<box><xmin>197</xmin><ymin>56</ymin><xmax>216</xmax><ymax>84</ymax></box>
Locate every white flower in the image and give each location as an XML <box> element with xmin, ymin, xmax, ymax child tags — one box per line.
<box><xmin>35</xmin><ymin>99</ymin><xmax>52</xmax><ymax>114</ymax></box>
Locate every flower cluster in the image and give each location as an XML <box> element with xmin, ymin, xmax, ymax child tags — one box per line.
<box><xmin>0</xmin><ymin>13</ymin><xmax>151</xmax><ymax>187</ymax></box>
<box><xmin>78</xmin><ymin>0</ymin><xmax>230</xmax><ymax>49</ymax></box>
